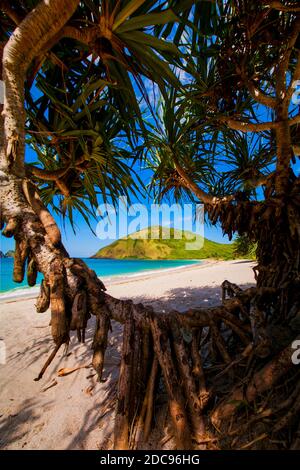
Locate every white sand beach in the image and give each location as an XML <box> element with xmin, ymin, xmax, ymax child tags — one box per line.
<box><xmin>0</xmin><ymin>259</ymin><xmax>255</xmax><ymax>450</ymax></box>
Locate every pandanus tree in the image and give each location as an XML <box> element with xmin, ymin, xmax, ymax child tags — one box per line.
<box><xmin>1</xmin><ymin>0</ymin><xmax>300</xmax><ymax>450</ymax></box>
<box><xmin>145</xmin><ymin>0</ymin><xmax>300</xmax><ymax>448</ymax></box>
<box><xmin>0</xmin><ymin>0</ymin><xmax>185</xmax><ymax>339</ymax></box>
<box><xmin>170</xmin><ymin>0</ymin><xmax>300</xmax><ymax>354</ymax></box>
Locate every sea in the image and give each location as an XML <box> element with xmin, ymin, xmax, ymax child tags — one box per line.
<box><xmin>0</xmin><ymin>258</ymin><xmax>200</xmax><ymax>296</ymax></box>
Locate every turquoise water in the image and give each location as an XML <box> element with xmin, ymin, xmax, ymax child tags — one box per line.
<box><xmin>0</xmin><ymin>258</ymin><xmax>200</xmax><ymax>294</ymax></box>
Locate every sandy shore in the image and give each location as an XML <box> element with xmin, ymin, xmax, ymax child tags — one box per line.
<box><xmin>0</xmin><ymin>259</ymin><xmax>255</xmax><ymax>450</ymax></box>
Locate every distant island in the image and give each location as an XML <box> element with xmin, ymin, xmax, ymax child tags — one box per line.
<box><xmin>0</xmin><ymin>250</ymin><xmax>14</xmax><ymax>258</ymax></box>
<box><xmin>92</xmin><ymin>227</ymin><xmax>234</xmax><ymax>260</ymax></box>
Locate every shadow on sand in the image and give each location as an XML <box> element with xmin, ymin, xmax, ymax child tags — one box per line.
<box><xmin>1</xmin><ymin>282</ymin><xmax>255</xmax><ymax>449</ymax></box>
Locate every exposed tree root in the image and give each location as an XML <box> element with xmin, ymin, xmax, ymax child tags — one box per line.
<box><xmin>114</xmin><ymin>309</ymin><xmax>135</xmax><ymax>450</ymax></box>
<box><xmin>150</xmin><ymin>315</ymin><xmax>193</xmax><ymax>449</ymax></box>
<box><xmin>1</xmin><ymin>188</ymin><xmax>299</xmax><ymax>449</ymax></box>
<box><xmin>36</xmin><ymin>279</ymin><xmax>50</xmax><ymax>313</ymax></box>
<box><xmin>133</xmin><ymin>356</ymin><xmax>159</xmax><ymax>447</ymax></box>
<box><xmin>13</xmin><ymin>237</ymin><xmax>29</xmax><ymax>283</ymax></box>
<box><xmin>34</xmin><ymin>342</ymin><xmax>62</xmax><ymax>381</ymax></box>
<box><xmin>29</xmin><ymin>257</ymin><xmax>300</xmax><ymax>449</ymax></box>
<box><xmin>211</xmin><ymin>336</ymin><xmax>299</xmax><ymax>429</ymax></box>
<box><xmin>92</xmin><ymin>307</ymin><xmax>111</xmax><ymax>380</ymax></box>
<box><xmin>143</xmin><ymin>357</ymin><xmax>159</xmax><ymax>441</ymax></box>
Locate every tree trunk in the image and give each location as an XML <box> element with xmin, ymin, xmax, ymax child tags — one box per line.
<box><xmin>253</xmin><ymin>111</ymin><xmax>300</xmax><ymax>326</ymax></box>
<box><xmin>1</xmin><ymin>0</ymin><xmax>300</xmax><ymax>450</ymax></box>
<box><xmin>0</xmin><ymin>0</ymin><xmax>84</xmax><ymax>346</ymax></box>
<box><xmin>205</xmin><ymin>171</ymin><xmax>300</xmax><ymax>360</ymax></box>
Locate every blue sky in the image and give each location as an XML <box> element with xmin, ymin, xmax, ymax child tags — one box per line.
<box><xmin>0</xmin><ymin>130</ymin><xmax>231</xmax><ymax>259</ymax></box>
<box><xmin>0</xmin><ymin>66</ymin><xmax>234</xmax><ymax>258</ymax></box>
<box><xmin>2</xmin><ymin>70</ymin><xmax>299</xmax><ymax>259</ymax></box>
<box><xmin>0</xmin><ymin>182</ymin><xmax>230</xmax><ymax>258</ymax></box>
<box><xmin>0</xmin><ymin>211</ymin><xmax>229</xmax><ymax>258</ymax></box>
<box><xmin>2</xmin><ymin>8</ymin><xmax>300</xmax><ymax>259</ymax></box>
<box><xmin>0</xmin><ymin>144</ymin><xmax>231</xmax><ymax>259</ymax></box>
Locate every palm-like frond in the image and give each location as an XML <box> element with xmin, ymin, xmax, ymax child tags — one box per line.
<box><xmin>220</xmin><ymin>131</ymin><xmax>276</xmax><ymax>194</ymax></box>
<box><xmin>143</xmin><ymin>89</ymin><xmax>216</xmax><ymax>202</ymax></box>
<box><xmin>26</xmin><ymin>69</ymin><xmax>142</xmax><ymax>227</ymax></box>
<box><xmin>18</xmin><ymin>0</ymin><xmax>191</xmax><ymax>228</ymax></box>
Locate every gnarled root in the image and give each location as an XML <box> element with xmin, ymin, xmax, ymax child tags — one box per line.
<box><xmin>70</xmin><ymin>290</ymin><xmax>89</xmax><ymax>343</ymax></box>
<box><xmin>2</xmin><ymin>177</ymin><xmax>300</xmax><ymax>449</ymax></box>
<box><xmin>22</xmin><ymin>179</ymin><xmax>61</xmax><ymax>246</ymax></box>
<box><xmin>211</xmin><ymin>336</ymin><xmax>300</xmax><ymax>430</ymax></box>
<box><xmin>4</xmin><ymin>216</ymin><xmax>297</xmax><ymax>451</ymax></box>
<box><xmin>170</xmin><ymin>317</ymin><xmax>207</xmax><ymax>447</ymax></box>
<box><xmin>92</xmin><ymin>307</ymin><xmax>111</xmax><ymax>380</ymax></box>
<box><xmin>114</xmin><ymin>308</ymin><xmax>135</xmax><ymax>450</ymax></box>
<box><xmin>27</xmin><ymin>262</ymin><xmax>300</xmax><ymax>449</ymax></box>
<box><xmin>36</xmin><ymin>279</ymin><xmax>50</xmax><ymax>313</ymax></box>
<box><xmin>150</xmin><ymin>315</ymin><xmax>192</xmax><ymax>450</ymax></box>
<box><xmin>13</xmin><ymin>237</ymin><xmax>29</xmax><ymax>283</ymax></box>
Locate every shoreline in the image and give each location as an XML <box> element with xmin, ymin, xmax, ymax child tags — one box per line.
<box><xmin>0</xmin><ymin>259</ymin><xmax>255</xmax><ymax>450</ymax></box>
<box><xmin>0</xmin><ymin>258</ymin><xmax>217</xmax><ymax>303</ymax></box>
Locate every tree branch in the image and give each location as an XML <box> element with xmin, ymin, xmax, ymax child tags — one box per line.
<box><xmin>60</xmin><ymin>25</ymin><xmax>100</xmax><ymax>45</ymax></box>
<box><xmin>1</xmin><ymin>0</ymin><xmax>80</xmax><ymax>175</ymax></box>
<box><xmin>242</xmin><ymin>76</ymin><xmax>276</xmax><ymax>109</ymax></box>
<box><xmin>29</xmin><ymin>25</ymin><xmax>100</xmax><ymax>85</ymax></box>
<box><xmin>173</xmin><ymin>156</ymin><xmax>270</xmax><ymax>206</ymax></box>
<box><xmin>245</xmin><ymin>174</ymin><xmax>273</xmax><ymax>190</ymax></box>
<box><xmin>26</xmin><ymin>165</ymin><xmax>71</xmax><ymax>181</ymax></box>
<box><xmin>218</xmin><ymin>116</ymin><xmax>278</xmax><ymax>132</ymax></box>
<box><xmin>173</xmin><ymin>157</ymin><xmax>234</xmax><ymax>205</ymax></box>
<box><xmin>264</xmin><ymin>1</ymin><xmax>300</xmax><ymax>12</ymax></box>
<box><xmin>276</xmin><ymin>17</ymin><xmax>300</xmax><ymax>98</ymax></box>
<box><xmin>289</xmin><ymin>113</ymin><xmax>300</xmax><ymax>126</ymax></box>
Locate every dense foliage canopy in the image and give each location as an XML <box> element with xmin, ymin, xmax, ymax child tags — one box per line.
<box><xmin>2</xmin><ymin>1</ymin><xmax>299</xmax><ymax>228</ymax></box>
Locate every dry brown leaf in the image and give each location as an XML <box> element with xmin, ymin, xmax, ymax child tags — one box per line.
<box><xmin>57</xmin><ymin>364</ymin><xmax>90</xmax><ymax>377</ymax></box>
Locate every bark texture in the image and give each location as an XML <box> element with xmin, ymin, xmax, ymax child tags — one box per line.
<box><xmin>1</xmin><ymin>0</ymin><xmax>300</xmax><ymax>451</ymax></box>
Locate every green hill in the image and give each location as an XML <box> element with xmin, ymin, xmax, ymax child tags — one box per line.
<box><xmin>92</xmin><ymin>227</ymin><xmax>234</xmax><ymax>260</ymax></box>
